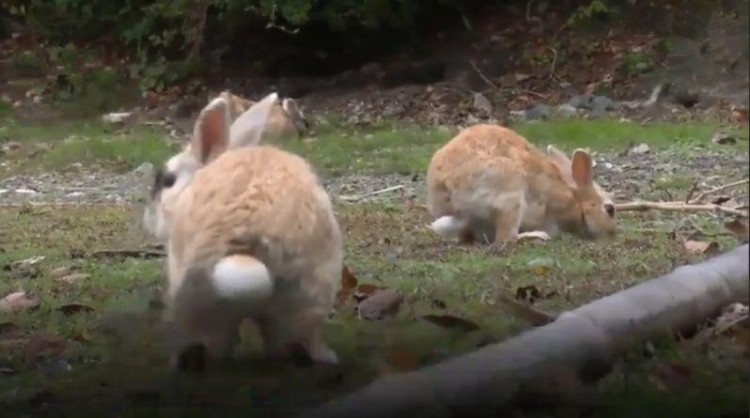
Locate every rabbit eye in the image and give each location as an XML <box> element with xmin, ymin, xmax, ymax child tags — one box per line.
<box><xmin>151</xmin><ymin>169</ymin><xmax>177</xmax><ymax>198</ymax></box>
<box><xmin>161</xmin><ymin>172</ymin><xmax>177</xmax><ymax>188</ymax></box>
<box><xmin>604</xmin><ymin>203</ymin><xmax>615</xmax><ymax>217</ymax></box>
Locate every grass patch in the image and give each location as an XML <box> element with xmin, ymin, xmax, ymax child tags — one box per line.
<box><xmin>2</xmin><ymin>116</ymin><xmax>745</xmax><ymax>178</ymax></box>
<box><xmin>0</xmin><ymin>201</ymin><xmax>746</xmax><ymax>416</ymax></box>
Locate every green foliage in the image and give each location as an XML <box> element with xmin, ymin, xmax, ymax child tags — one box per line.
<box><xmin>2</xmin><ymin>0</ymin><xmax>469</xmax><ymax>91</ymax></box>
<box><xmin>566</xmin><ymin>0</ymin><xmax>615</xmax><ymax>27</ymax></box>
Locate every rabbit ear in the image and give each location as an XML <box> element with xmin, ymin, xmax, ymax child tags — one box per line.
<box><xmin>190</xmin><ymin>97</ymin><xmax>231</xmax><ymax>164</ymax></box>
<box><xmin>229</xmin><ymin>92</ymin><xmax>279</xmax><ymax>148</ymax></box>
<box><xmin>547</xmin><ymin>145</ymin><xmax>570</xmax><ymax>164</ymax></box>
<box><xmin>571</xmin><ymin>149</ymin><xmax>594</xmax><ymax>188</ymax></box>
<box><xmin>547</xmin><ymin>145</ymin><xmax>577</xmax><ymax>185</ymax></box>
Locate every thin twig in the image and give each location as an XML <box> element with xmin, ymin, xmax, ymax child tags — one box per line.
<box><xmin>615</xmin><ymin>201</ymin><xmax>749</xmax><ymax>218</ymax></box>
<box><xmin>690</xmin><ymin>179</ymin><xmax>749</xmax><ymax>204</ymax></box>
<box><xmin>338</xmin><ymin>185</ymin><xmax>406</xmax><ymax>202</ymax></box>
<box><xmin>547</xmin><ymin>47</ymin><xmax>558</xmax><ymax>80</ymax></box>
<box><xmin>469</xmin><ymin>60</ymin><xmax>499</xmax><ymax>90</ymax></box>
<box><xmin>684</xmin><ymin>178</ymin><xmax>700</xmax><ymax>203</ymax></box>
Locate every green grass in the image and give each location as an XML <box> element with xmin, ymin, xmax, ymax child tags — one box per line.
<box><xmin>2</xmin><ymin>115</ymin><xmax>746</xmax><ymax>178</ymax></box>
<box><xmin>0</xmin><ymin>199</ymin><xmax>747</xmax><ymax>416</ymax></box>
<box><xmin>1</xmin><ymin>110</ymin><xmax>748</xmax><ymax>416</ymax></box>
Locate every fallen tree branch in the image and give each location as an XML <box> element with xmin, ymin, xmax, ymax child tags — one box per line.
<box><xmin>690</xmin><ymin>178</ymin><xmax>749</xmax><ymax>204</ymax></box>
<box><xmin>615</xmin><ymin>201</ymin><xmax>749</xmax><ymax>218</ymax></box>
<box><xmin>338</xmin><ymin>185</ymin><xmax>405</xmax><ymax>202</ymax></box>
<box><xmin>299</xmin><ymin>244</ymin><xmax>750</xmax><ymax>418</ymax></box>
<box><xmin>91</xmin><ymin>249</ymin><xmax>165</xmax><ymax>259</ymax></box>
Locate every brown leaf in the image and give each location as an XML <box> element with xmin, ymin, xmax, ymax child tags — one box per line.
<box><xmin>0</xmin><ymin>291</ymin><xmax>41</xmax><ymax>313</ymax></box>
<box><xmin>353</xmin><ymin>283</ymin><xmax>387</xmax><ymax>303</ymax></box>
<box><xmin>724</xmin><ymin>219</ymin><xmax>750</xmax><ymax>242</ymax></box>
<box><xmin>357</xmin><ymin>289</ymin><xmax>403</xmax><ymax>321</ymax></box>
<box><xmin>430</xmin><ymin>299</ymin><xmax>447</xmax><ymax>309</ymax></box>
<box><xmin>56</xmin><ymin>273</ymin><xmax>90</xmax><ymax>284</ymax></box>
<box><xmin>23</xmin><ymin>335</ymin><xmax>67</xmax><ymax>362</ymax></box>
<box><xmin>0</xmin><ymin>321</ymin><xmax>20</xmax><ymax>336</ymax></box>
<box><xmin>732</xmin><ymin>323</ymin><xmax>750</xmax><ymax>354</ymax></box>
<box><xmin>177</xmin><ymin>343</ymin><xmax>207</xmax><ymax>373</ymax></box>
<box><xmin>49</xmin><ymin>266</ymin><xmax>73</xmax><ymax>278</ymax></box>
<box><xmin>335</xmin><ymin>265</ymin><xmax>359</xmax><ymax>306</ymax></box>
<box><xmin>496</xmin><ymin>292</ymin><xmax>555</xmax><ymax>327</ymax></box>
<box><xmin>57</xmin><ymin>303</ymin><xmax>95</xmax><ymax>316</ymax></box>
<box><xmin>655</xmin><ymin>362</ymin><xmax>692</xmax><ymax>388</ymax></box>
<box><xmin>341</xmin><ymin>265</ymin><xmax>358</xmax><ymax>291</ymax></box>
<box><xmin>379</xmin><ymin>349</ymin><xmax>420</xmax><ymax>376</ymax></box>
<box><xmin>710</xmin><ymin>196</ymin><xmax>733</xmax><ymax>205</ymax></box>
<box><xmin>422</xmin><ymin>314</ymin><xmax>480</xmax><ymax>332</ymax></box>
<box><xmin>711</xmin><ymin>131</ymin><xmax>736</xmax><ymax>145</ymax></box>
<box><xmin>683</xmin><ymin>239</ymin><xmax>720</xmax><ymax>255</ymax></box>
<box><xmin>515</xmin><ymin>285</ymin><xmax>543</xmax><ymax>303</ymax></box>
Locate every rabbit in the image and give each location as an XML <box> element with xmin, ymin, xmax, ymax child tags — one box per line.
<box><xmin>143</xmin><ymin>92</ymin><xmax>342</xmax><ymax>369</ymax></box>
<box><xmin>219</xmin><ymin>91</ymin><xmax>310</xmax><ymax>141</ymax></box>
<box><xmin>425</xmin><ymin>123</ymin><xmax>617</xmax><ymax>246</ymax></box>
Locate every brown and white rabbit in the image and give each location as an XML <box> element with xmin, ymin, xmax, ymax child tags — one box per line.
<box><xmin>143</xmin><ymin>92</ymin><xmax>342</xmax><ymax>368</ymax></box>
<box><xmin>426</xmin><ymin>124</ymin><xmax>617</xmax><ymax>245</ymax></box>
<box><xmin>219</xmin><ymin>91</ymin><xmax>310</xmax><ymax>141</ymax></box>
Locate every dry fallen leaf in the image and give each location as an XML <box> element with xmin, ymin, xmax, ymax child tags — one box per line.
<box><xmin>421</xmin><ymin>314</ymin><xmax>480</xmax><ymax>333</ymax></box>
<box><xmin>683</xmin><ymin>239</ymin><xmax>720</xmax><ymax>255</ymax></box>
<box><xmin>711</xmin><ymin>131</ymin><xmax>736</xmax><ymax>145</ymax></box>
<box><xmin>56</xmin><ymin>273</ymin><xmax>90</xmax><ymax>284</ymax></box>
<box><xmin>654</xmin><ymin>362</ymin><xmax>693</xmax><ymax>388</ymax></box>
<box><xmin>353</xmin><ymin>283</ymin><xmax>386</xmax><ymax>302</ymax></box>
<box><xmin>57</xmin><ymin>303</ymin><xmax>95</xmax><ymax>316</ymax></box>
<box><xmin>0</xmin><ymin>321</ymin><xmax>20</xmax><ymax>336</ymax></box>
<box><xmin>732</xmin><ymin>322</ymin><xmax>750</xmax><ymax>353</ymax></box>
<box><xmin>23</xmin><ymin>335</ymin><xmax>67</xmax><ymax>362</ymax></box>
<box><xmin>357</xmin><ymin>289</ymin><xmax>403</xmax><ymax>321</ymax></box>
<box><xmin>496</xmin><ymin>291</ymin><xmax>555</xmax><ymax>327</ymax></box>
<box><xmin>724</xmin><ymin>219</ymin><xmax>750</xmax><ymax>242</ymax></box>
<box><xmin>515</xmin><ymin>285</ymin><xmax>544</xmax><ymax>303</ymax></box>
<box><xmin>0</xmin><ymin>291</ymin><xmax>41</xmax><ymax>313</ymax></box>
<box><xmin>378</xmin><ymin>349</ymin><xmax>420</xmax><ymax>376</ymax></box>
<box><xmin>177</xmin><ymin>343</ymin><xmax>207</xmax><ymax>373</ymax></box>
<box><xmin>49</xmin><ymin>266</ymin><xmax>73</xmax><ymax>278</ymax></box>
<box><xmin>335</xmin><ymin>265</ymin><xmax>359</xmax><ymax>306</ymax></box>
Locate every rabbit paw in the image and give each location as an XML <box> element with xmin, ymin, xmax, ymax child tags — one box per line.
<box><xmin>517</xmin><ymin>231</ymin><xmax>551</xmax><ymax>242</ymax></box>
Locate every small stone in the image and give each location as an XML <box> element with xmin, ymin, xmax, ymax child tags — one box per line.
<box><xmin>555</xmin><ymin>104</ymin><xmax>578</xmax><ymax>118</ymax></box>
<box><xmin>711</xmin><ymin>132</ymin><xmax>736</xmax><ymax>145</ymax></box>
<box><xmin>567</xmin><ymin>94</ymin><xmax>592</xmax><ymax>109</ymax></box>
<box><xmin>525</xmin><ymin>104</ymin><xmax>550</xmax><ymax>121</ymax></box>
<box><xmin>629</xmin><ymin>143</ymin><xmax>651</xmax><ymax>155</ymax></box>
<box><xmin>14</xmin><ymin>188</ymin><xmax>38</xmax><ymax>195</ymax></box>
<box><xmin>472</xmin><ymin>93</ymin><xmax>493</xmax><ymax>114</ymax></box>
<box><xmin>132</xmin><ymin>162</ymin><xmax>155</xmax><ymax>176</ymax></box>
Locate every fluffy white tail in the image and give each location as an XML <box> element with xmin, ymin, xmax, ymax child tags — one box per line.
<box><xmin>211</xmin><ymin>255</ymin><xmax>274</xmax><ymax>301</ymax></box>
<box><xmin>430</xmin><ymin>215</ymin><xmax>468</xmax><ymax>237</ymax></box>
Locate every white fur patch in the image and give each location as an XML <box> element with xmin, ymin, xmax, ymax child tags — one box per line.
<box><xmin>430</xmin><ymin>216</ymin><xmax>466</xmax><ymax>237</ymax></box>
<box><xmin>211</xmin><ymin>256</ymin><xmax>274</xmax><ymax>300</ymax></box>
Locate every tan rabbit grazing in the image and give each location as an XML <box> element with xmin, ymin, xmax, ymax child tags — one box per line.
<box><xmin>219</xmin><ymin>91</ymin><xmax>310</xmax><ymax>141</ymax></box>
<box><xmin>143</xmin><ymin>92</ymin><xmax>342</xmax><ymax>369</ymax></box>
<box><xmin>426</xmin><ymin>124</ymin><xmax>617</xmax><ymax>245</ymax></box>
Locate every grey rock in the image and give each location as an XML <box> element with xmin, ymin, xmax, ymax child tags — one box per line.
<box><xmin>472</xmin><ymin>93</ymin><xmax>494</xmax><ymax>114</ymax></box>
<box><xmin>525</xmin><ymin>104</ymin><xmax>550</xmax><ymax>121</ymax></box>
<box><xmin>567</xmin><ymin>94</ymin><xmax>593</xmax><ymax>109</ymax></box>
<box><xmin>629</xmin><ymin>143</ymin><xmax>652</xmax><ymax>155</ymax></box>
<box><xmin>555</xmin><ymin>104</ymin><xmax>578</xmax><ymax>118</ymax></box>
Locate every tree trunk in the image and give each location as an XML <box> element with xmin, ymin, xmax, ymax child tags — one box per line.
<box><xmin>298</xmin><ymin>244</ymin><xmax>750</xmax><ymax>418</ymax></box>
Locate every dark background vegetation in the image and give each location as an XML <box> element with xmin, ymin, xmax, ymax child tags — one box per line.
<box><xmin>1</xmin><ymin>0</ymin><xmax>729</xmax><ymax>88</ymax></box>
